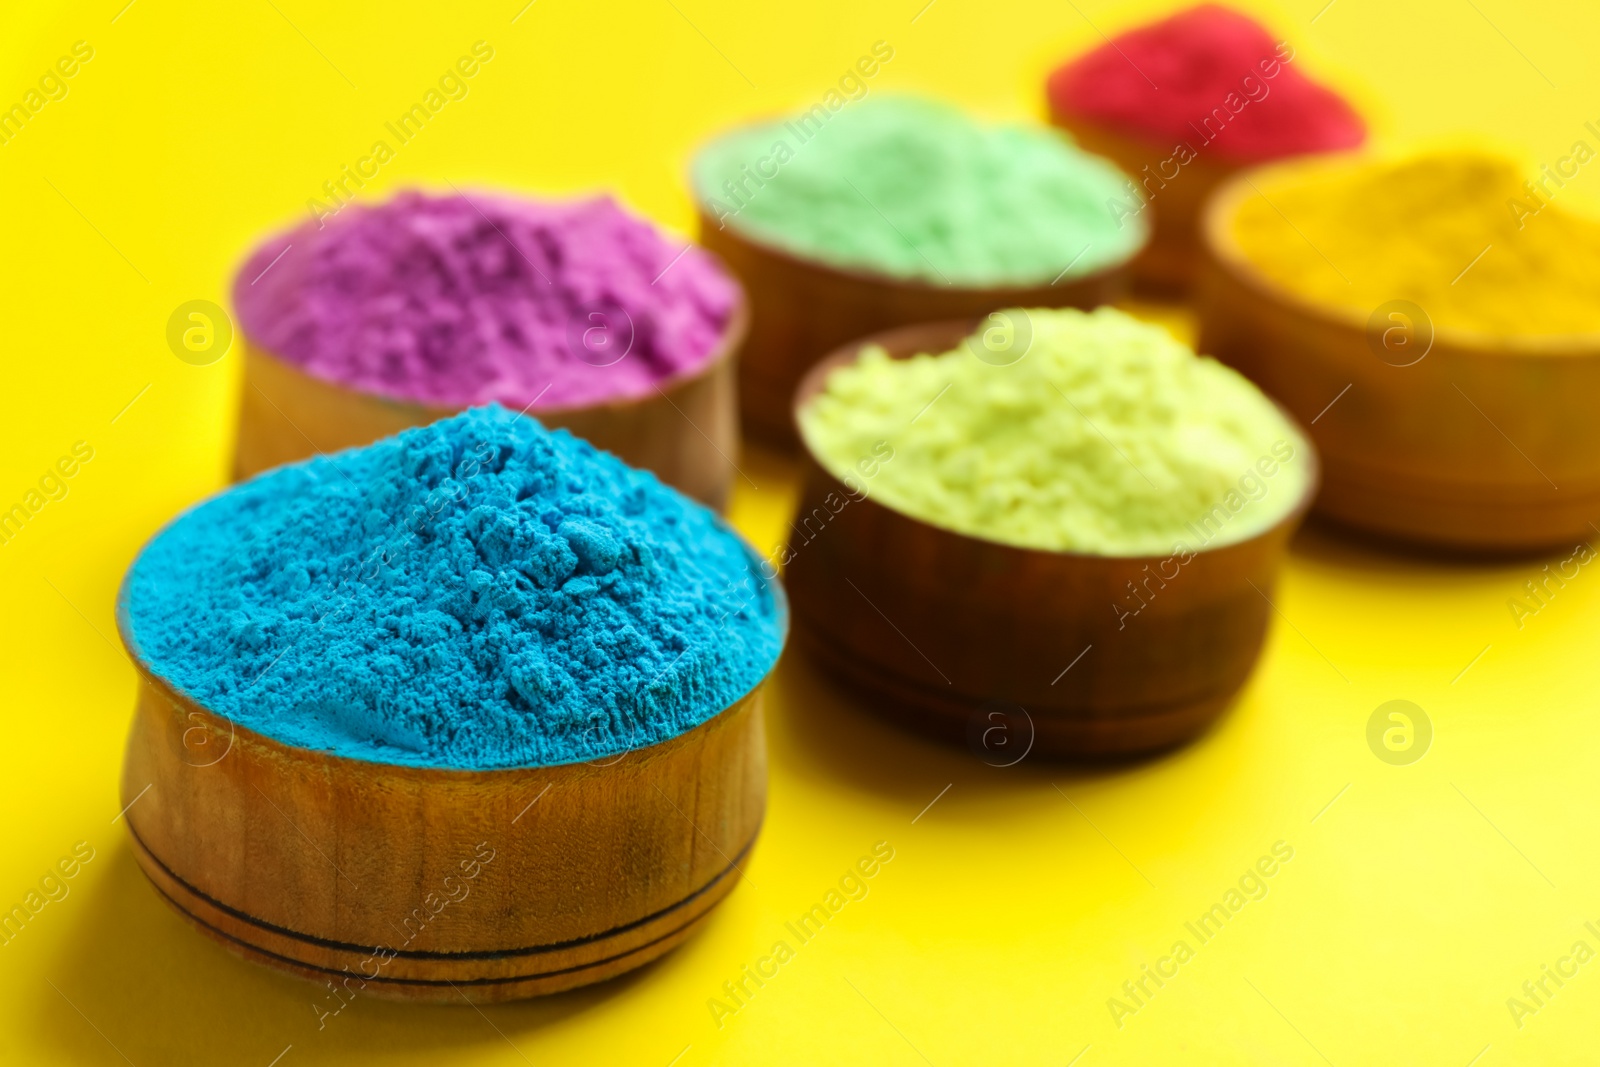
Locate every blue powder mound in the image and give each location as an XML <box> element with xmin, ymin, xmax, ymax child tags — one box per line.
<box><xmin>121</xmin><ymin>406</ymin><xmax>786</xmax><ymax>769</ymax></box>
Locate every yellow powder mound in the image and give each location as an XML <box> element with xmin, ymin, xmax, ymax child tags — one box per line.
<box><xmin>1229</xmin><ymin>151</ymin><xmax>1600</xmax><ymax>337</ymax></box>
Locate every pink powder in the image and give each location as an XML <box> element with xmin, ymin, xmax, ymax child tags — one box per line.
<box><xmin>233</xmin><ymin>191</ymin><xmax>740</xmax><ymax>409</ymax></box>
<box><xmin>1047</xmin><ymin>5</ymin><xmax>1365</xmax><ymax>165</ymax></box>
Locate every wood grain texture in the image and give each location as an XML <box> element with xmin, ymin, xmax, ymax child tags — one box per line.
<box><xmin>783</xmin><ymin>321</ymin><xmax>1315</xmax><ymax>758</ymax></box>
<box><xmin>694</xmin><ymin>192</ymin><xmax>1137</xmax><ymax>449</ymax></box>
<box><xmin>232</xmin><ymin>296</ymin><xmax>747</xmax><ymax>511</ymax></box>
<box><xmin>1047</xmin><ymin>110</ymin><xmax>1236</xmax><ymax>295</ymax></box>
<box><xmin>1197</xmin><ymin>161</ymin><xmax>1600</xmax><ymax>552</ymax></box>
<box><xmin>115</xmin><ymin>599</ymin><xmax>773</xmax><ymax>1002</ymax></box>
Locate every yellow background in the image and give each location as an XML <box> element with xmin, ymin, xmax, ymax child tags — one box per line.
<box><xmin>4</xmin><ymin>0</ymin><xmax>1599</xmax><ymax>1063</ymax></box>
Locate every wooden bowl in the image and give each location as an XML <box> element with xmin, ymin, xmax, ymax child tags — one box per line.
<box><xmin>232</xmin><ymin>295</ymin><xmax>746</xmax><ymax>511</ymax></box>
<box><xmin>692</xmin><ymin>179</ymin><xmax>1138</xmax><ymax>450</ymax></box>
<box><xmin>1047</xmin><ymin>111</ymin><xmax>1236</xmax><ymax>295</ymax></box>
<box><xmin>783</xmin><ymin>321</ymin><xmax>1317</xmax><ymax>758</ymax></box>
<box><xmin>1197</xmin><ymin>159</ymin><xmax>1600</xmax><ymax>552</ymax></box>
<box><xmin>114</xmin><ymin>580</ymin><xmax>784</xmax><ymax>1002</ymax></box>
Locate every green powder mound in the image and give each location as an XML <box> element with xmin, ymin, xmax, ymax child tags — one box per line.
<box><xmin>694</xmin><ymin>96</ymin><xmax>1145</xmax><ymax>286</ymax></box>
<box><xmin>799</xmin><ymin>308</ymin><xmax>1311</xmax><ymax>555</ymax></box>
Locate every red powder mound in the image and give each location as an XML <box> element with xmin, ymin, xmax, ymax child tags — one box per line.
<box><xmin>1046</xmin><ymin>5</ymin><xmax>1365</xmax><ymax>164</ymax></box>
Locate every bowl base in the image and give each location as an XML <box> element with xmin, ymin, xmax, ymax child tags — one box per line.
<box><xmin>1316</xmin><ymin>463</ymin><xmax>1600</xmax><ymax>554</ymax></box>
<box><xmin>126</xmin><ymin>815</ymin><xmax>752</xmax><ymax>1003</ymax></box>
<box><xmin>794</xmin><ymin>621</ymin><xmax>1232</xmax><ymax>759</ymax></box>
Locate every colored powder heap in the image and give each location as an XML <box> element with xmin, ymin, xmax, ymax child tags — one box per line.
<box><xmin>694</xmin><ymin>96</ymin><xmax>1144</xmax><ymax>286</ymax></box>
<box><xmin>1047</xmin><ymin>5</ymin><xmax>1364</xmax><ymax>164</ymax></box>
<box><xmin>123</xmin><ymin>407</ymin><xmax>784</xmax><ymax>769</ymax></box>
<box><xmin>800</xmin><ymin>308</ymin><xmax>1309</xmax><ymax>555</ymax></box>
<box><xmin>233</xmin><ymin>191</ymin><xmax>739</xmax><ymax>409</ymax></box>
<box><xmin>1231</xmin><ymin>152</ymin><xmax>1600</xmax><ymax>336</ymax></box>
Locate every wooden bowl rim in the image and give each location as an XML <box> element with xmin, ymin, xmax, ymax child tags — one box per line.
<box><xmin>1202</xmin><ymin>152</ymin><xmax>1600</xmax><ymax>358</ymax></box>
<box><xmin>234</xmin><ymin>253</ymin><xmax>750</xmax><ymax>419</ymax></box>
<box><xmin>114</xmin><ymin>496</ymin><xmax>789</xmax><ymax>777</ymax></box>
<box><xmin>686</xmin><ymin>118</ymin><xmax>1149</xmax><ymax>295</ymax></box>
<box><xmin>1045</xmin><ymin>102</ymin><xmax>1362</xmax><ymax>171</ymax></box>
<box><xmin>789</xmin><ymin>316</ymin><xmax>1320</xmax><ymax>566</ymax></box>
<box><xmin>1048</xmin><ymin>104</ymin><xmax>1233</xmax><ymax>166</ymax></box>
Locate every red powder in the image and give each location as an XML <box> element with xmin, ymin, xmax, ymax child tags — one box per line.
<box><xmin>1046</xmin><ymin>5</ymin><xmax>1365</xmax><ymax>164</ymax></box>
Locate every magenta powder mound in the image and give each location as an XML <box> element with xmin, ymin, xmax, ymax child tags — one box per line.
<box><xmin>233</xmin><ymin>191</ymin><xmax>741</xmax><ymax>409</ymax></box>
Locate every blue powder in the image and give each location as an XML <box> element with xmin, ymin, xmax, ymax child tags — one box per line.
<box><xmin>122</xmin><ymin>406</ymin><xmax>785</xmax><ymax>769</ymax></box>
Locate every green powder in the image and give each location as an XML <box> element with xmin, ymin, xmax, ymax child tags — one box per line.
<box><xmin>694</xmin><ymin>96</ymin><xmax>1145</xmax><ymax>286</ymax></box>
<box><xmin>799</xmin><ymin>308</ymin><xmax>1311</xmax><ymax>555</ymax></box>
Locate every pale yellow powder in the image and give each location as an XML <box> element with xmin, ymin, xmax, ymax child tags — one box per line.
<box><xmin>800</xmin><ymin>307</ymin><xmax>1311</xmax><ymax>555</ymax></box>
